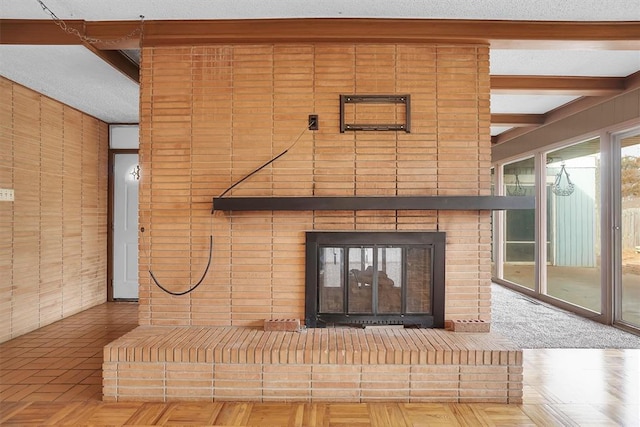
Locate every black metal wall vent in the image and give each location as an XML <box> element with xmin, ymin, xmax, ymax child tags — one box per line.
<box><xmin>340</xmin><ymin>94</ymin><xmax>411</xmax><ymax>133</ymax></box>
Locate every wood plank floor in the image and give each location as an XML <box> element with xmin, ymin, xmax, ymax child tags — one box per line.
<box><xmin>1</xmin><ymin>302</ymin><xmax>638</xmax><ymax>426</ymax></box>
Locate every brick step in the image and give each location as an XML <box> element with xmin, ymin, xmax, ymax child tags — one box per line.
<box><xmin>103</xmin><ymin>326</ymin><xmax>523</xmax><ymax>403</ymax></box>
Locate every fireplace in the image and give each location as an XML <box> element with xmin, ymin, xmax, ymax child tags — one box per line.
<box><xmin>305</xmin><ymin>232</ymin><xmax>445</xmax><ymax>328</ymax></box>
<box><xmin>107</xmin><ymin>42</ymin><xmax>527</xmax><ymax>404</ymax></box>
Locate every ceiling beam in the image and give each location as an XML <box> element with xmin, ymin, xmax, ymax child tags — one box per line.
<box><xmin>2</xmin><ymin>19</ymin><xmax>639</xmax><ymax>49</ymax></box>
<box><xmin>492</xmin><ymin>71</ymin><xmax>640</xmax><ymax>144</ymax></box>
<box><xmin>142</xmin><ymin>19</ymin><xmax>640</xmax><ymax>49</ymax></box>
<box><xmin>0</xmin><ymin>20</ymin><xmax>81</xmax><ymax>45</ymax></box>
<box><xmin>491</xmin><ymin>75</ymin><xmax>626</xmax><ymax>96</ymax></box>
<box><xmin>0</xmin><ymin>19</ymin><xmax>140</xmax><ymax>83</ymax></box>
<box><xmin>0</xmin><ymin>19</ymin><xmax>141</xmax><ymax>49</ymax></box>
<box><xmin>492</xmin><ymin>96</ymin><xmax>608</xmax><ymax>144</ymax></box>
<box><xmin>491</xmin><ymin>114</ymin><xmax>546</xmax><ymax>126</ymax></box>
<box><xmin>82</xmin><ymin>43</ymin><xmax>139</xmax><ymax>83</ymax></box>
<box><xmin>624</xmin><ymin>70</ymin><xmax>640</xmax><ymax>90</ymax></box>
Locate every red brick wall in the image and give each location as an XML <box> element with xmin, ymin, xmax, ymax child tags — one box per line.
<box><xmin>139</xmin><ymin>44</ymin><xmax>491</xmax><ymax>326</ymax></box>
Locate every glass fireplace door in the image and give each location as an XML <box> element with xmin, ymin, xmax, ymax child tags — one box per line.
<box><xmin>318</xmin><ymin>247</ymin><xmax>344</xmax><ymax>313</ymax></box>
<box><xmin>376</xmin><ymin>247</ymin><xmax>402</xmax><ymax>314</ymax></box>
<box><xmin>347</xmin><ymin>247</ymin><xmax>374</xmax><ymax>313</ymax></box>
<box><xmin>317</xmin><ymin>244</ymin><xmax>433</xmax><ymax>323</ymax></box>
<box><xmin>306</xmin><ymin>231</ymin><xmax>445</xmax><ymax>328</ymax></box>
<box><xmin>345</xmin><ymin>247</ymin><xmax>403</xmax><ymax>315</ymax></box>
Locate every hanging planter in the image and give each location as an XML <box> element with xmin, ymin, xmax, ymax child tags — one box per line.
<box><xmin>551</xmin><ymin>163</ymin><xmax>575</xmax><ymax>196</ymax></box>
<box><xmin>507</xmin><ymin>173</ymin><xmax>527</xmax><ymax>196</ymax></box>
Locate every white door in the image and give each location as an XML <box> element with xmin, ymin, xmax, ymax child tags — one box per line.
<box><xmin>113</xmin><ymin>153</ymin><xmax>139</xmax><ymax>299</ymax></box>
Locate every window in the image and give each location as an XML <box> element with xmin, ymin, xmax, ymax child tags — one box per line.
<box><xmin>545</xmin><ymin>138</ymin><xmax>601</xmax><ymax>312</ymax></box>
<box><xmin>502</xmin><ymin>157</ymin><xmax>536</xmax><ymax>289</ymax></box>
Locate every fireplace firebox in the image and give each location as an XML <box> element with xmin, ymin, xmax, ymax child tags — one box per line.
<box><xmin>305</xmin><ymin>232</ymin><xmax>445</xmax><ymax>328</ymax></box>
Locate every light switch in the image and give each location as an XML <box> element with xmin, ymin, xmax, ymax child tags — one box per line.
<box><xmin>0</xmin><ymin>189</ymin><xmax>14</xmax><ymax>201</ymax></box>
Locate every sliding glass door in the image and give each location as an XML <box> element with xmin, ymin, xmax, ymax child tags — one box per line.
<box><xmin>492</xmin><ymin>127</ymin><xmax>640</xmax><ymax>334</ymax></box>
<box><xmin>545</xmin><ymin>138</ymin><xmax>601</xmax><ymax>312</ymax></box>
<box><xmin>502</xmin><ymin>157</ymin><xmax>536</xmax><ymax>289</ymax></box>
<box><xmin>617</xmin><ymin>131</ymin><xmax>640</xmax><ymax>328</ymax></box>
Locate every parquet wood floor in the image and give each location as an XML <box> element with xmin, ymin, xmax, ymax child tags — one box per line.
<box><xmin>1</xmin><ymin>302</ymin><xmax>638</xmax><ymax>426</ymax></box>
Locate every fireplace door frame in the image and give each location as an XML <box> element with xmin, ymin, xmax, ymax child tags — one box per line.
<box><xmin>305</xmin><ymin>231</ymin><xmax>445</xmax><ymax>328</ymax></box>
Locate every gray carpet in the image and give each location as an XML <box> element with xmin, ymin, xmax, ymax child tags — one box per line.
<box><xmin>491</xmin><ymin>283</ymin><xmax>640</xmax><ymax>348</ymax></box>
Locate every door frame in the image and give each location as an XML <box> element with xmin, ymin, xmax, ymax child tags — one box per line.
<box><xmin>612</xmin><ymin>128</ymin><xmax>640</xmax><ymax>333</ymax></box>
<box><xmin>107</xmin><ymin>148</ymin><xmax>139</xmax><ymax>301</ymax></box>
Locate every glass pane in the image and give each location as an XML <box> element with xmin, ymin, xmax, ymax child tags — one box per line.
<box><xmin>406</xmin><ymin>247</ymin><xmax>431</xmax><ymax>313</ymax></box>
<box><xmin>319</xmin><ymin>247</ymin><xmax>344</xmax><ymax>313</ymax></box>
<box><xmin>620</xmin><ymin>135</ymin><xmax>640</xmax><ymax>326</ymax></box>
<box><xmin>377</xmin><ymin>247</ymin><xmax>402</xmax><ymax>314</ymax></box>
<box><xmin>491</xmin><ymin>168</ymin><xmax>496</xmax><ymax>278</ymax></box>
<box><xmin>545</xmin><ymin>138</ymin><xmax>601</xmax><ymax>312</ymax></box>
<box><xmin>348</xmin><ymin>247</ymin><xmax>373</xmax><ymax>313</ymax></box>
<box><xmin>502</xmin><ymin>157</ymin><xmax>536</xmax><ymax>289</ymax></box>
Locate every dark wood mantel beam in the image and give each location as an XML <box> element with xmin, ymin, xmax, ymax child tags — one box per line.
<box><xmin>212</xmin><ymin>196</ymin><xmax>535</xmax><ymax>212</ymax></box>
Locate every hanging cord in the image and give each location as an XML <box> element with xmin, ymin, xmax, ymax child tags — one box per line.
<box><xmin>143</xmin><ymin>213</ymin><xmax>215</xmax><ymax>296</ymax></box>
<box><xmin>35</xmin><ymin>0</ymin><xmax>144</xmax><ymax>47</ymax></box>
<box><xmin>147</xmin><ymin>121</ymin><xmax>312</xmax><ymax>296</ymax></box>
<box><xmin>149</xmin><ymin>238</ymin><xmax>213</xmax><ymax>296</ymax></box>
<box><xmin>148</xmin><ymin>238</ymin><xmax>213</xmax><ymax>297</ymax></box>
<box><xmin>218</xmin><ymin>122</ymin><xmax>312</xmax><ymax>198</ymax></box>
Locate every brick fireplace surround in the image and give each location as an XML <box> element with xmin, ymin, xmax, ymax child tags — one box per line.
<box><xmin>103</xmin><ymin>41</ymin><xmax>523</xmax><ymax>403</ymax></box>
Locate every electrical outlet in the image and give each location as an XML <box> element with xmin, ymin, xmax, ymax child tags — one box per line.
<box><xmin>0</xmin><ymin>189</ymin><xmax>14</xmax><ymax>202</ymax></box>
<box><xmin>308</xmin><ymin>114</ymin><xmax>319</xmax><ymax>130</ymax></box>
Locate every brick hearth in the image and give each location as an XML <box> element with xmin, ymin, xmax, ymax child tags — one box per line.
<box><xmin>103</xmin><ymin>326</ymin><xmax>522</xmax><ymax>403</ymax></box>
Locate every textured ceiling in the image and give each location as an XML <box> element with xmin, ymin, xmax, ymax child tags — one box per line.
<box><xmin>4</xmin><ymin>0</ymin><xmax>638</xmax><ymax>21</ymax></box>
<box><xmin>0</xmin><ymin>45</ymin><xmax>139</xmax><ymax>123</ymax></box>
<box><xmin>1</xmin><ymin>0</ymin><xmax>639</xmax><ymax>133</ymax></box>
<box><xmin>490</xmin><ymin>50</ymin><xmax>640</xmax><ymax>77</ymax></box>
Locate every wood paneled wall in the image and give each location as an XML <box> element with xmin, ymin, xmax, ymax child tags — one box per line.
<box><xmin>0</xmin><ymin>77</ymin><xmax>108</xmax><ymax>343</ymax></box>
<box><xmin>139</xmin><ymin>44</ymin><xmax>491</xmax><ymax>327</ymax></box>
